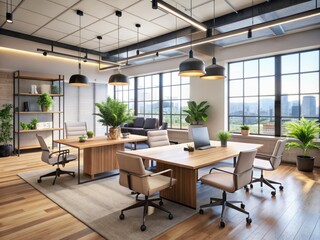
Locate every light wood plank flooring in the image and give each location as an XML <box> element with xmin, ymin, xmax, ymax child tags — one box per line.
<box><xmin>0</xmin><ymin>151</ymin><xmax>319</xmax><ymax>239</ymax></box>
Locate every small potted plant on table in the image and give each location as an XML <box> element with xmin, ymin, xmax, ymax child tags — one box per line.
<box><xmin>240</xmin><ymin>125</ymin><xmax>250</xmax><ymax>136</ymax></box>
<box><xmin>37</xmin><ymin>93</ymin><xmax>54</xmax><ymax>112</ymax></box>
<box><xmin>217</xmin><ymin>131</ymin><xmax>231</xmax><ymax>147</ymax></box>
<box><xmin>87</xmin><ymin>130</ymin><xmax>94</xmax><ymax>138</ymax></box>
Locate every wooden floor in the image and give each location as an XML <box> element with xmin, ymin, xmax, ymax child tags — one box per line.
<box><xmin>0</xmin><ymin>151</ymin><xmax>319</xmax><ymax>240</ymax></box>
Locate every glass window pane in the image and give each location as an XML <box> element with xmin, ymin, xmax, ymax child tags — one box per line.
<box><xmin>129</xmin><ymin>90</ymin><xmax>134</xmax><ymax>101</ymax></box>
<box><xmin>153</xmin><ymin>87</ymin><xmax>159</xmax><ymax>100</ymax></box>
<box><xmin>163</xmin><ymin>73</ymin><xmax>171</xmax><ymax>86</ymax></box>
<box><xmin>301</xmin><ymin>50</ymin><xmax>319</xmax><ymax>72</ymax></box>
<box><xmin>145</xmin><ymin>76</ymin><xmax>152</xmax><ymax>88</ymax></box>
<box><xmin>260</xmin><ymin>97</ymin><xmax>275</xmax><ymax>116</ymax></box>
<box><xmin>229</xmin><ymin>62</ymin><xmax>243</xmax><ymax>79</ymax></box>
<box><xmin>163</xmin><ymin>86</ymin><xmax>171</xmax><ymax>100</ymax></box>
<box><xmin>229</xmin><ymin>98</ymin><xmax>243</xmax><ymax>115</ymax></box>
<box><xmin>301</xmin><ymin>95</ymin><xmax>319</xmax><ymax>117</ymax></box>
<box><xmin>123</xmin><ymin>90</ymin><xmax>128</xmax><ymax>101</ymax></box>
<box><xmin>172</xmin><ymin>86</ymin><xmax>180</xmax><ymax>99</ymax></box>
<box><xmin>163</xmin><ymin>114</ymin><xmax>171</xmax><ymax>128</ymax></box>
<box><xmin>145</xmin><ymin>102</ymin><xmax>151</xmax><ymax>114</ymax></box>
<box><xmin>172</xmin><ymin>100</ymin><xmax>180</xmax><ymax>114</ymax></box>
<box><xmin>260</xmin><ymin>117</ymin><xmax>275</xmax><ymax>135</ymax></box>
<box><xmin>281</xmin><ymin>95</ymin><xmax>299</xmax><ymax>117</ymax></box>
<box><xmin>152</xmin><ymin>101</ymin><xmax>159</xmax><ymax>114</ymax></box>
<box><xmin>129</xmin><ymin>78</ymin><xmax>134</xmax><ymax>90</ymax></box>
<box><xmin>163</xmin><ymin>101</ymin><xmax>171</xmax><ymax>114</ymax></box>
<box><xmin>281</xmin><ymin>118</ymin><xmax>299</xmax><ymax>135</ymax></box>
<box><xmin>137</xmin><ymin>102</ymin><xmax>144</xmax><ymax>114</ymax></box>
<box><xmin>152</xmin><ymin>75</ymin><xmax>159</xmax><ymax>87</ymax></box>
<box><xmin>181</xmin><ymin>77</ymin><xmax>190</xmax><ymax>84</ymax></box>
<box><xmin>281</xmin><ymin>74</ymin><xmax>299</xmax><ymax>94</ymax></box>
<box><xmin>138</xmin><ymin>89</ymin><xmax>145</xmax><ymax>101</ymax></box>
<box><xmin>137</xmin><ymin>77</ymin><xmax>144</xmax><ymax>88</ymax></box>
<box><xmin>229</xmin><ymin>80</ymin><xmax>243</xmax><ymax>97</ymax></box>
<box><xmin>181</xmin><ymin>100</ymin><xmax>188</xmax><ymax>113</ymax></box>
<box><xmin>300</xmin><ymin>72</ymin><xmax>319</xmax><ymax>94</ymax></box>
<box><xmin>181</xmin><ymin>85</ymin><xmax>190</xmax><ymax>99</ymax></box>
<box><xmin>244</xmin><ymin>60</ymin><xmax>258</xmax><ymax>78</ymax></box>
<box><xmin>145</xmin><ymin>88</ymin><xmax>151</xmax><ymax>101</ymax></box>
<box><xmin>116</xmin><ymin>91</ymin><xmax>122</xmax><ymax>101</ymax></box>
<box><xmin>172</xmin><ymin>115</ymin><xmax>181</xmax><ymax>128</ymax></box>
<box><xmin>259</xmin><ymin>57</ymin><xmax>275</xmax><ymax>76</ymax></box>
<box><xmin>282</xmin><ymin>53</ymin><xmax>299</xmax><ymax>74</ymax></box>
<box><xmin>244</xmin><ymin>97</ymin><xmax>258</xmax><ymax>116</ymax></box>
<box><xmin>260</xmin><ymin>77</ymin><xmax>275</xmax><ymax>95</ymax></box>
<box><xmin>244</xmin><ymin>117</ymin><xmax>258</xmax><ymax>134</ymax></box>
<box><xmin>172</xmin><ymin>72</ymin><xmax>180</xmax><ymax>85</ymax></box>
<box><xmin>244</xmin><ymin>78</ymin><xmax>258</xmax><ymax>96</ymax></box>
<box><xmin>181</xmin><ymin>115</ymin><xmax>188</xmax><ymax>129</ymax></box>
<box><xmin>229</xmin><ymin>117</ymin><xmax>243</xmax><ymax>132</ymax></box>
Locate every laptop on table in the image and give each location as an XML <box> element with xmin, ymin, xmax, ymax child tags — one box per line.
<box><xmin>192</xmin><ymin>127</ymin><xmax>216</xmax><ymax>150</ymax></box>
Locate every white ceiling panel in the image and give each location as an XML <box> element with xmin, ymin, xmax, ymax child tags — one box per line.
<box><xmin>13</xmin><ymin>8</ymin><xmax>51</xmax><ymax>27</ymax></box>
<box><xmin>33</xmin><ymin>27</ymin><xmax>67</xmax><ymax>41</ymax></box>
<box><xmin>138</xmin><ymin>21</ymin><xmax>169</xmax><ymax>38</ymax></box>
<box><xmin>98</xmin><ymin>0</ymin><xmax>140</xmax><ymax>10</ymax></box>
<box><xmin>48</xmin><ymin>0</ymin><xmax>80</xmax><ymax>8</ymax></box>
<box><xmin>20</xmin><ymin>0</ymin><xmax>67</xmax><ymax>18</ymax></box>
<box><xmin>86</xmin><ymin>20</ymin><xmax>117</xmax><ymax>35</ymax></box>
<box><xmin>72</xmin><ymin>0</ymin><xmax>115</xmax><ymax>19</ymax></box>
<box><xmin>45</xmin><ymin>19</ymin><xmax>79</xmax><ymax>34</ymax></box>
<box><xmin>125</xmin><ymin>0</ymin><xmax>166</xmax><ymax>21</ymax></box>
<box><xmin>152</xmin><ymin>14</ymin><xmax>189</xmax><ymax>31</ymax></box>
<box><xmin>3</xmin><ymin>19</ymin><xmax>39</xmax><ymax>34</ymax></box>
<box><xmin>59</xmin><ymin>34</ymin><xmax>81</xmax><ymax>45</ymax></box>
<box><xmin>57</xmin><ymin>9</ymin><xmax>99</xmax><ymax>27</ymax></box>
<box><xmin>81</xmin><ymin>40</ymin><xmax>103</xmax><ymax>49</ymax></box>
<box><xmin>100</xmin><ymin>44</ymin><xmax>117</xmax><ymax>52</ymax></box>
<box><xmin>99</xmin><ymin>35</ymin><xmax>118</xmax><ymax>45</ymax></box>
<box><xmin>0</xmin><ymin>0</ymin><xmax>23</xmax><ymax>7</ymax></box>
<box><xmin>107</xmin><ymin>28</ymin><xmax>138</xmax><ymax>41</ymax></box>
<box><xmin>73</xmin><ymin>29</ymin><xmax>102</xmax><ymax>41</ymax></box>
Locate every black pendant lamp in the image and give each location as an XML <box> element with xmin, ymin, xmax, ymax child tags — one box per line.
<box><xmin>178</xmin><ymin>0</ymin><xmax>205</xmax><ymax>77</ymax></box>
<box><xmin>200</xmin><ymin>0</ymin><xmax>225</xmax><ymax>80</ymax></box>
<box><xmin>108</xmin><ymin>11</ymin><xmax>129</xmax><ymax>86</ymax></box>
<box><xmin>69</xmin><ymin>10</ymin><xmax>89</xmax><ymax>87</ymax></box>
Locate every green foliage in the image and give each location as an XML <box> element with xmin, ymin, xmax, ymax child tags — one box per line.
<box><xmin>284</xmin><ymin>118</ymin><xmax>320</xmax><ymax>156</ymax></box>
<box><xmin>51</xmin><ymin>85</ymin><xmax>60</xmax><ymax>94</ymax></box>
<box><xmin>240</xmin><ymin>125</ymin><xmax>250</xmax><ymax>130</ymax></box>
<box><xmin>217</xmin><ymin>131</ymin><xmax>231</xmax><ymax>141</ymax></box>
<box><xmin>37</xmin><ymin>93</ymin><xmax>54</xmax><ymax>108</ymax></box>
<box><xmin>20</xmin><ymin>118</ymin><xmax>39</xmax><ymax>130</ymax></box>
<box><xmin>0</xmin><ymin>104</ymin><xmax>13</xmax><ymax>145</ymax></box>
<box><xmin>30</xmin><ymin>118</ymin><xmax>39</xmax><ymax>129</ymax></box>
<box><xmin>93</xmin><ymin>97</ymin><xmax>134</xmax><ymax>128</ymax></box>
<box><xmin>87</xmin><ymin>130</ymin><xmax>94</xmax><ymax>135</ymax></box>
<box><xmin>20</xmin><ymin>122</ymin><xmax>29</xmax><ymax>130</ymax></box>
<box><xmin>183</xmin><ymin>101</ymin><xmax>210</xmax><ymax>125</ymax></box>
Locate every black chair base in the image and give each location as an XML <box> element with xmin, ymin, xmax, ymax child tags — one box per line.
<box><xmin>119</xmin><ymin>195</ymin><xmax>173</xmax><ymax>231</ymax></box>
<box><xmin>37</xmin><ymin>167</ymin><xmax>75</xmax><ymax>185</ymax></box>
<box><xmin>199</xmin><ymin>191</ymin><xmax>252</xmax><ymax>228</ymax></box>
<box><xmin>251</xmin><ymin>170</ymin><xmax>283</xmax><ymax>196</ymax></box>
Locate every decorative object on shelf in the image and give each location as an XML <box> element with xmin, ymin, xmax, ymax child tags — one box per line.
<box><xmin>36</xmin><ymin>122</ymin><xmax>52</xmax><ymax>129</ymax></box>
<box><xmin>31</xmin><ymin>84</ymin><xmax>38</xmax><ymax>94</ymax></box>
<box><xmin>23</xmin><ymin>101</ymin><xmax>29</xmax><ymax>112</ymax></box>
<box><xmin>69</xmin><ymin>10</ymin><xmax>89</xmax><ymax>87</ymax></box>
<box><xmin>240</xmin><ymin>125</ymin><xmax>250</xmax><ymax>136</ymax></box>
<box><xmin>94</xmin><ymin>97</ymin><xmax>134</xmax><ymax>140</ymax></box>
<box><xmin>51</xmin><ymin>85</ymin><xmax>60</xmax><ymax>94</ymax></box>
<box><xmin>217</xmin><ymin>131</ymin><xmax>231</xmax><ymax>147</ymax></box>
<box><xmin>0</xmin><ymin>104</ymin><xmax>13</xmax><ymax>157</ymax></box>
<box><xmin>20</xmin><ymin>122</ymin><xmax>28</xmax><ymax>130</ymax></box>
<box><xmin>37</xmin><ymin>93</ymin><xmax>54</xmax><ymax>112</ymax></box>
<box><xmin>20</xmin><ymin>118</ymin><xmax>39</xmax><ymax>130</ymax></box>
<box><xmin>284</xmin><ymin>118</ymin><xmax>320</xmax><ymax>172</ymax></box>
<box><xmin>87</xmin><ymin>130</ymin><xmax>94</xmax><ymax>138</ymax></box>
<box><xmin>79</xmin><ymin>135</ymin><xmax>87</xmax><ymax>142</ymax></box>
<box><xmin>108</xmin><ymin>11</ymin><xmax>129</xmax><ymax>86</ymax></box>
<box><xmin>200</xmin><ymin>0</ymin><xmax>225</xmax><ymax>80</ymax></box>
<box><xmin>40</xmin><ymin>84</ymin><xmax>51</xmax><ymax>94</ymax></box>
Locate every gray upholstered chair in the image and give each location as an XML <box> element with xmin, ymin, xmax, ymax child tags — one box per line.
<box><xmin>250</xmin><ymin>139</ymin><xmax>287</xmax><ymax>196</ymax></box>
<box><xmin>116</xmin><ymin>152</ymin><xmax>177</xmax><ymax>231</ymax></box>
<box><xmin>64</xmin><ymin>122</ymin><xmax>87</xmax><ymax>138</ymax></box>
<box><xmin>199</xmin><ymin>149</ymin><xmax>257</xmax><ymax>228</ymax></box>
<box><xmin>36</xmin><ymin>134</ymin><xmax>77</xmax><ymax>185</ymax></box>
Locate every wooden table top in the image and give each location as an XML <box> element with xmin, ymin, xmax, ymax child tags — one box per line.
<box><xmin>54</xmin><ymin>134</ymin><xmax>147</xmax><ymax>150</ymax></box>
<box><xmin>123</xmin><ymin>141</ymin><xmax>263</xmax><ymax>169</ymax></box>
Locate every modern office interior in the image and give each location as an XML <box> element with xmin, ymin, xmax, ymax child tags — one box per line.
<box><xmin>0</xmin><ymin>0</ymin><xmax>319</xmax><ymax>239</ymax></box>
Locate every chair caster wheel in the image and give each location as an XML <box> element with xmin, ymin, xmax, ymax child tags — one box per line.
<box><xmin>140</xmin><ymin>224</ymin><xmax>146</xmax><ymax>231</ymax></box>
<box><xmin>250</xmin><ymin>184</ymin><xmax>253</xmax><ymax>188</ymax></box>
<box><xmin>199</xmin><ymin>209</ymin><xmax>204</xmax><ymax>214</ymax></box>
<box><xmin>119</xmin><ymin>213</ymin><xmax>125</xmax><ymax>220</ymax></box>
<box><xmin>246</xmin><ymin>217</ymin><xmax>252</xmax><ymax>224</ymax></box>
<box><xmin>37</xmin><ymin>179</ymin><xmax>41</xmax><ymax>183</ymax></box>
<box><xmin>280</xmin><ymin>186</ymin><xmax>284</xmax><ymax>191</ymax></box>
<box><xmin>168</xmin><ymin>213</ymin><xmax>173</xmax><ymax>220</ymax></box>
<box><xmin>159</xmin><ymin>200</ymin><xmax>163</xmax><ymax>206</ymax></box>
<box><xmin>241</xmin><ymin>203</ymin><xmax>245</xmax><ymax>209</ymax></box>
<box><xmin>271</xmin><ymin>191</ymin><xmax>276</xmax><ymax>196</ymax></box>
<box><xmin>220</xmin><ymin>221</ymin><xmax>225</xmax><ymax>228</ymax></box>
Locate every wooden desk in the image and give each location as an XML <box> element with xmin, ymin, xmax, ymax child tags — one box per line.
<box><xmin>55</xmin><ymin>134</ymin><xmax>147</xmax><ymax>183</ymax></box>
<box><xmin>124</xmin><ymin>141</ymin><xmax>262</xmax><ymax>208</ymax></box>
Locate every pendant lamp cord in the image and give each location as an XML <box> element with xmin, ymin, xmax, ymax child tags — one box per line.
<box><xmin>78</xmin><ymin>12</ymin><xmax>82</xmax><ymax>75</ymax></box>
<box><xmin>212</xmin><ymin>0</ymin><xmax>216</xmax><ymax>57</ymax></box>
<box><xmin>190</xmin><ymin>0</ymin><xmax>193</xmax><ymax>51</ymax></box>
<box><xmin>251</xmin><ymin>0</ymin><xmax>254</xmax><ymax>26</ymax></box>
<box><xmin>117</xmin><ymin>13</ymin><xmax>121</xmax><ymax>72</ymax></box>
<box><xmin>7</xmin><ymin>0</ymin><xmax>12</xmax><ymax>14</ymax></box>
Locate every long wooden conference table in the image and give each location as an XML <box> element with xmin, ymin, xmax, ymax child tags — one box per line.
<box><xmin>54</xmin><ymin>134</ymin><xmax>147</xmax><ymax>184</ymax></box>
<box><xmin>124</xmin><ymin>141</ymin><xmax>262</xmax><ymax>209</ymax></box>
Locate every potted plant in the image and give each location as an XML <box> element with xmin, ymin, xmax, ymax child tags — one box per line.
<box><xmin>87</xmin><ymin>130</ymin><xmax>94</xmax><ymax>138</ymax></box>
<box><xmin>217</xmin><ymin>131</ymin><xmax>231</xmax><ymax>147</ymax></box>
<box><xmin>183</xmin><ymin>101</ymin><xmax>210</xmax><ymax>139</ymax></box>
<box><xmin>0</xmin><ymin>104</ymin><xmax>13</xmax><ymax>157</ymax></box>
<box><xmin>240</xmin><ymin>125</ymin><xmax>250</xmax><ymax>136</ymax></box>
<box><xmin>94</xmin><ymin>97</ymin><xmax>134</xmax><ymax>140</ymax></box>
<box><xmin>284</xmin><ymin>118</ymin><xmax>320</xmax><ymax>172</ymax></box>
<box><xmin>37</xmin><ymin>93</ymin><xmax>54</xmax><ymax>112</ymax></box>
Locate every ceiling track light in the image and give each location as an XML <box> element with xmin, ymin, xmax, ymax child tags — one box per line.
<box><xmin>6</xmin><ymin>0</ymin><xmax>13</xmax><ymax>23</ymax></box>
<box><xmin>152</xmin><ymin>0</ymin><xmax>207</xmax><ymax>32</ymax></box>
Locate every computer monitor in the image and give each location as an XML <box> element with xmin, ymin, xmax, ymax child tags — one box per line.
<box><xmin>192</xmin><ymin>127</ymin><xmax>214</xmax><ymax>150</ymax></box>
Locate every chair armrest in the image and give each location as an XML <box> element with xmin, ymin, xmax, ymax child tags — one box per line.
<box><xmin>49</xmin><ymin>149</ymin><xmax>70</xmax><ymax>166</ymax></box>
<box><xmin>209</xmin><ymin>167</ymin><xmax>236</xmax><ymax>176</ymax></box>
<box><xmin>256</xmin><ymin>153</ymin><xmax>279</xmax><ymax>159</ymax></box>
<box><xmin>150</xmin><ymin>169</ymin><xmax>174</xmax><ymax>187</ymax></box>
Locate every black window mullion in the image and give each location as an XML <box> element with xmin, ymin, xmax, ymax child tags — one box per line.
<box><xmin>134</xmin><ymin>77</ymin><xmax>138</xmax><ymax>116</ymax></box>
<box><xmin>159</xmin><ymin>73</ymin><xmax>163</xmax><ymax>126</ymax></box>
<box><xmin>274</xmin><ymin>55</ymin><xmax>281</xmax><ymax>137</ymax></box>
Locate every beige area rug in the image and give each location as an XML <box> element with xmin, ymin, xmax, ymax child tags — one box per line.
<box><xmin>18</xmin><ymin>167</ymin><xmax>198</xmax><ymax>240</ymax></box>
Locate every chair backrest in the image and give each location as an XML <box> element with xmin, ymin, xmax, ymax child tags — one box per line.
<box><xmin>234</xmin><ymin>149</ymin><xmax>257</xmax><ymax>189</ymax></box>
<box><xmin>148</xmin><ymin>130</ymin><xmax>170</xmax><ymax>148</ymax></box>
<box><xmin>270</xmin><ymin>139</ymin><xmax>287</xmax><ymax>169</ymax></box>
<box><xmin>116</xmin><ymin>152</ymin><xmax>149</xmax><ymax>195</ymax></box>
<box><xmin>36</xmin><ymin>134</ymin><xmax>50</xmax><ymax>164</ymax></box>
<box><xmin>65</xmin><ymin>122</ymin><xmax>87</xmax><ymax>138</ymax></box>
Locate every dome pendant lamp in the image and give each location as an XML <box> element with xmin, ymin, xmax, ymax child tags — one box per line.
<box><xmin>178</xmin><ymin>0</ymin><xmax>205</xmax><ymax>77</ymax></box>
<box><xmin>200</xmin><ymin>0</ymin><xmax>225</xmax><ymax>80</ymax></box>
<box><xmin>108</xmin><ymin>11</ymin><xmax>129</xmax><ymax>86</ymax></box>
<box><xmin>69</xmin><ymin>10</ymin><xmax>89</xmax><ymax>86</ymax></box>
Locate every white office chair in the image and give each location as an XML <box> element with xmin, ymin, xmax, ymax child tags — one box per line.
<box><xmin>36</xmin><ymin>135</ymin><xmax>77</xmax><ymax>185</ymax></box>
<box><xmin>147</xmin><ymin>130</ymin><xmax>170</xmax><ymax>170</ymax></box>
<box><xmin>65</xmin><ymin>122</ymin><xmax>87</xmax><ymax>138</ymax></box>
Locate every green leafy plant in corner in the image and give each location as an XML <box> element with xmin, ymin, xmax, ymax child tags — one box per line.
<box><xmin>240</xmin><ymin>125</ymin><xmax>250</xmax><ymax>130</ymax></box>
<box><xmin>0</xmin><ymin>104</ymin><xmax>13</xmax><ymax>145</ymax></box>
<box><xmin>93</xmin><ymin>97</ymin><xmax>134</xmax><ymax>129</ymax></box>
<box><xmin>217</xmin><ymin>131</ymin><xmax>231</xmax><ymax>141</ymax></box>
<box><xmin>284</xmin><ymin>117</ymin><xmax>320</xmax><ymax>156</ymax></box>
<box><xmin>37</xmin><ymin>93</ymin><xmax>54</xmax><ymax>110</ymax></box>
<box><xmin>183</xmin><ymin>101</ymin><xmax>210</xmax><ymax>125</ymax></box>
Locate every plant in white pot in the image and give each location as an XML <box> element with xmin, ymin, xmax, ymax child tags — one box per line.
<box><xmin>94</xmin><ymin>97</ymin><xmax>134</xmax><ymax>140</ymax></box>
<box><xmin>183</xmin><ymin>101</ymin><xmax>210</xmax><ymax>140</ymax></box>
<box><xmin>284</xmin><ymin>118</ymin><xmax>320</xmax><ymax>172</ymax></box>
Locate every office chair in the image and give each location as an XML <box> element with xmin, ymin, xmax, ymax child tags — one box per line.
<box><xmin>64</xmin><ymin>122</ymin><xmax>87</xmax><ymax>138</ymax></box>
<box><xmin>116</xmin><ymin>152</ymin><xmax>176</xmax><ymax>231</ymax></box>
<box><xmin>250</xmin><ymin>139</ymin><xmax>287</xmax><ymax>196</ymax></box>
<box><xmin>36</xmin><ymin>135</ymin><xmax>77</xmax><ymax>185</ymax></box>
<box><xmin>147</xmin><ymin>130</ymin><xmax>170</xmax><ymax>171</ymax></box>
<box><xmin>199</xmin><ymin>149</ymin><xmax>257</xmax><ymax>228</ymax></box>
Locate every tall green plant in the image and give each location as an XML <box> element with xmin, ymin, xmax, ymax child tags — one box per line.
<box><xmin>94</xmin><ymin>97</ymin><xmax>134</xmax><ymax>128</ymax></box>
<box><xmin>0</xmin><ymin>104</ymin><xmax>13</xmax><ymax>145</ymax></box>
<box><xmin>183</xmin><ymin>101</ymin><xmax>210</xmax><ymax>125</ymax></box>
<box><xmin>284</xmin><ymin>118</ymin><xmax>320</xmax><ymax>156</ymax></box>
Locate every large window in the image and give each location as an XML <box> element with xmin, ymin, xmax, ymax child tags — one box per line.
<box><xmin>115</xmin><ymin>78</ymin><xmax>135</xmax><ymax>112</ymax></box>
<box><xmin>228</xmin><ymin>49</ymin><xmax>320</xmax><ymax>136</ymax></box>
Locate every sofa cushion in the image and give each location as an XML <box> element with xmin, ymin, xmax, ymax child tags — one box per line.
<box><xmin>143</xmin><ymin>118</ymin><xmax>158</xmax><ymax>129</ymax></box>
<box><xmin>133</xmin><ymin>117</ymin><xmax>145</xmax><ymax>128</ymax></box>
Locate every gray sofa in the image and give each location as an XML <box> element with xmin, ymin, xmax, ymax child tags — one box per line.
<box><xmin>121</xmin><ymin>117</ymin><xmax>159</xmax><ymax>136</ymax></box>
